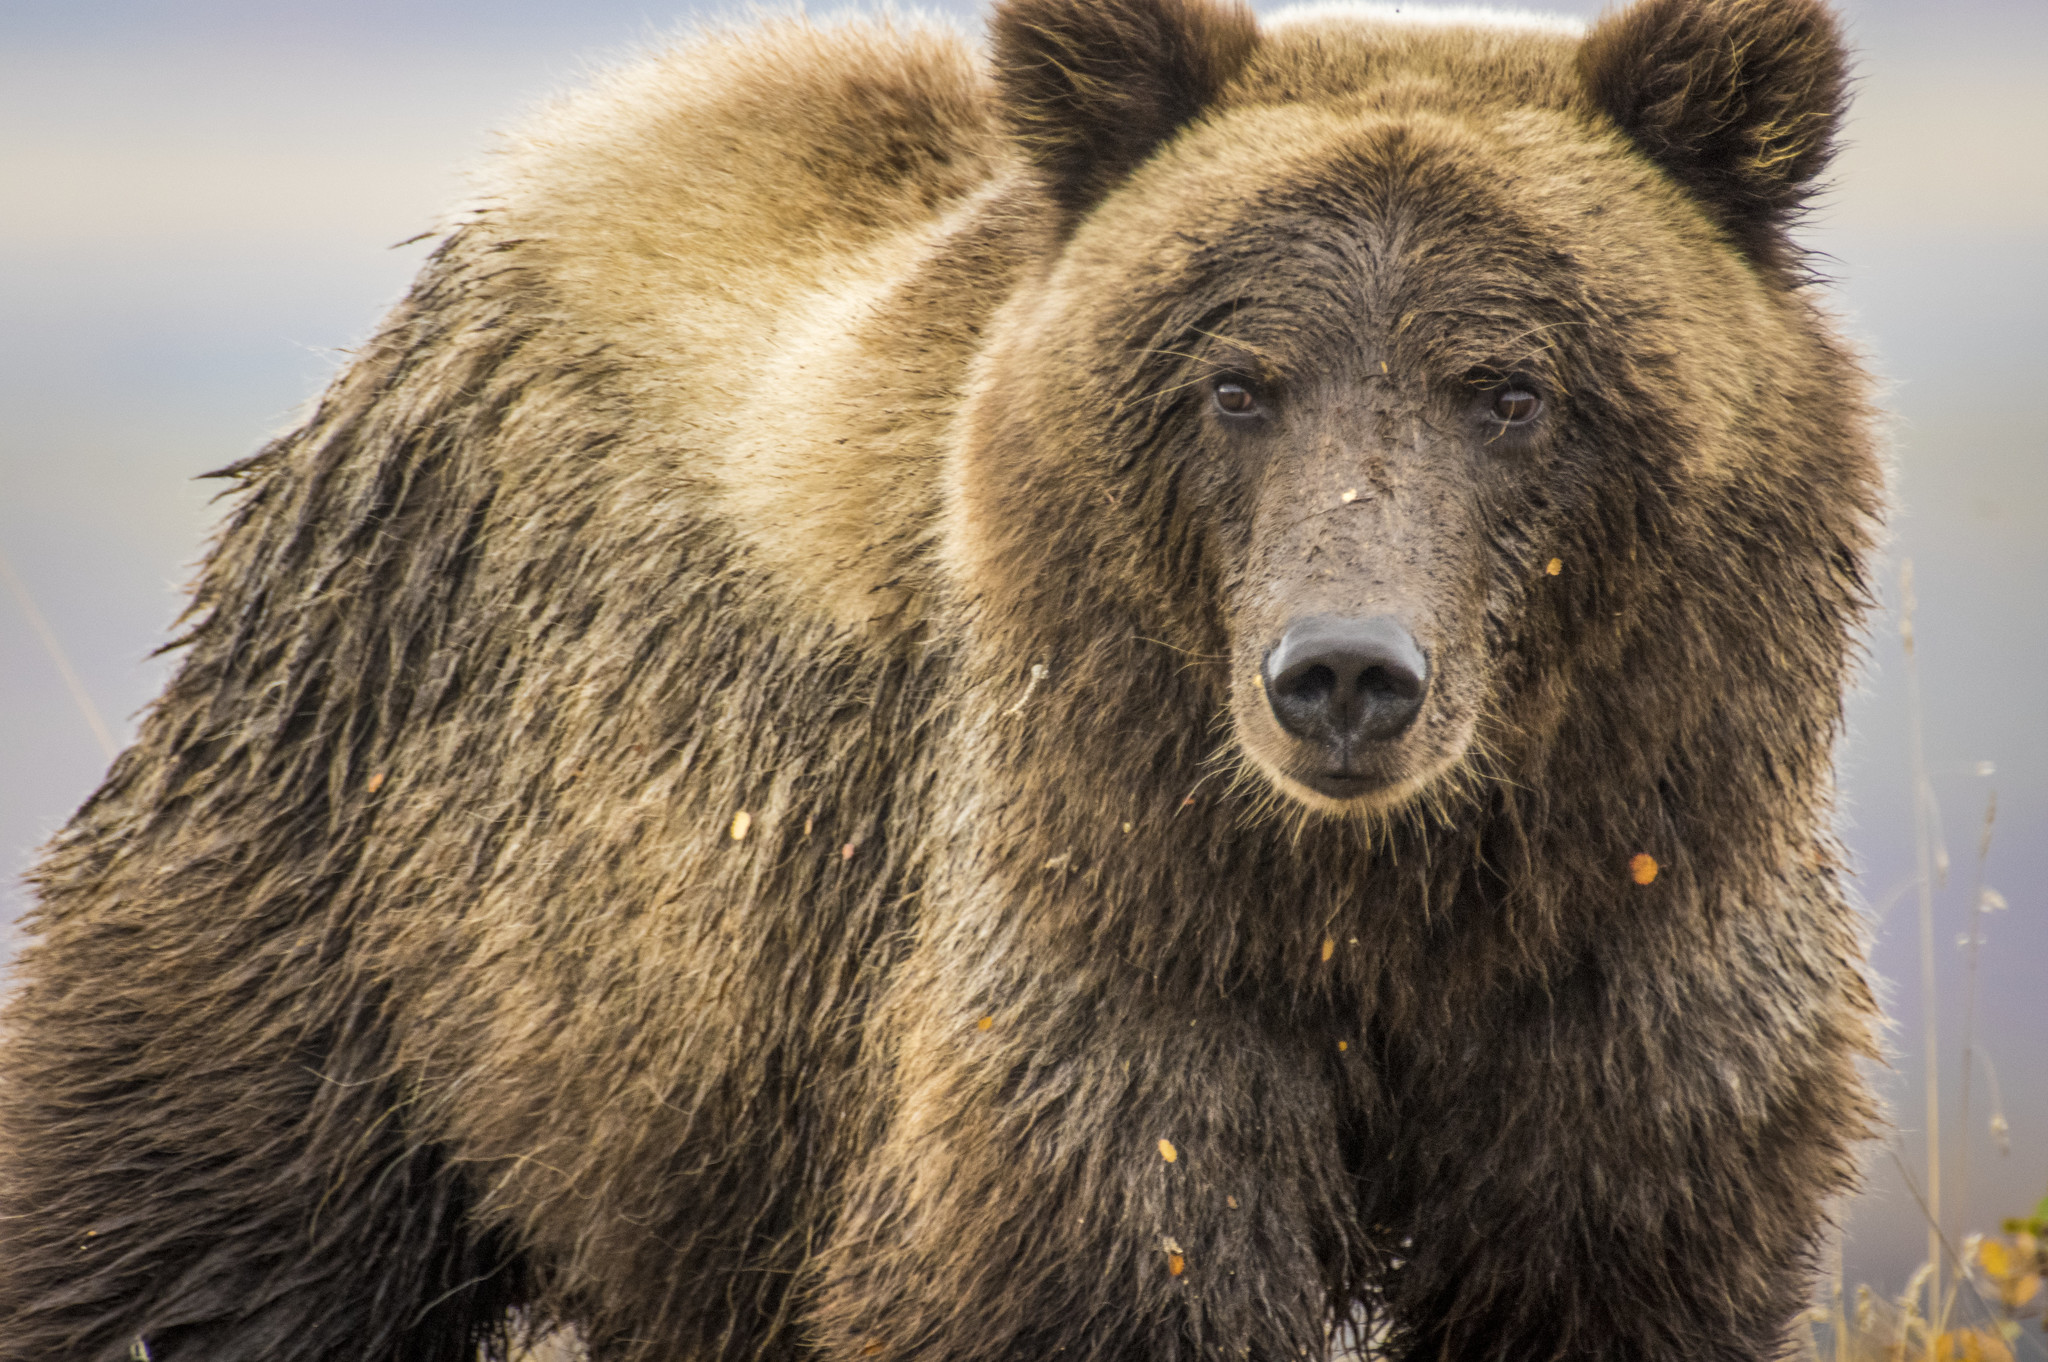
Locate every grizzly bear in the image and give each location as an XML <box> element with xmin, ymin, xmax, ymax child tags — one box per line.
<box><xmin>0</xmin><ymin>0</ymin><xmax>1883</xmax><ymax>1358</ymax></box>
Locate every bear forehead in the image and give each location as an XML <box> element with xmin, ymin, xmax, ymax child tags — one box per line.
<box><xmin>1071</xmin><ymin>106</ymin><xmax>1697</xmax><ymax>313</ymax></box>
<box><xmin>1042</xmin><ymin>105</ymin><xmax>1766</xmax><ymax>397</ymax></box>
<box><xmin>1054</xmin><ymin>14</ymin><xmax>1755</xmax><ymax>334</ymax></box>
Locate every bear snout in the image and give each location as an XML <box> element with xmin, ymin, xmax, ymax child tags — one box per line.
<box><xmin>1263</xmin><ymin>613</ymin><xmax>1428</xmax><ymax>753</ymax></box>
<box><xmin>1243</xmin><ymin>611</ymin><xmax>1454</xmax><ymax>806</ymax></box>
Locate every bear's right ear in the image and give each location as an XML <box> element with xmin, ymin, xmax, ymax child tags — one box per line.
<box><xmin>1578</xmin><ymin>0</ymin><xmax>1850</xmax><ymax>274</ymax></box>
<box><xmin>991</xmin><ymin>0</ymin><xmax>1259</xmax><ymax>225</ymax></box>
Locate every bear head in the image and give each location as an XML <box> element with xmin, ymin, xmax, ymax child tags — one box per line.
<box><xmin>950</xmin><ymin>0</ymin><xmax>1871</xmax><ymax>827</ymax></box>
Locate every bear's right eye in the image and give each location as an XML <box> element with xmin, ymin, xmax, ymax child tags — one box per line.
<box><xmin>1490</xmin><ymin>386</ymin><xmax>1542</xmax><ymax>424</ymax></box>
<box><xmin>1212</xmin><ymin>381</ymin><xmax>1260</xmax><ymax>417</ymax></box>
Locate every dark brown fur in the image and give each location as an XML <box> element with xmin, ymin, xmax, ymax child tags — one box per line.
<box><xmin>0</xmin><ymin>2</ymin><xmax>1883</xmax><ymax>1360</ymax></box>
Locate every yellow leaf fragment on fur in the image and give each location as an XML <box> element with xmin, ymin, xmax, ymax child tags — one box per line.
<box><xmin>1630</xmin><ymin>853</ymin><xmax>1658</xmax><ymax>885</ymax></box>
<box><xmin>1158</xmin><ymin>1138</ymin><xmax>1177</xmax><ymax>1163</ymax></box>
<box><xmin>1320</xmin><ymin>937</ymin><xmax>1335</xmax><ymax>962</ymax></box>
<box><xmin>803</xmin><ymin>816</ymin><xmax>814</xmax><ymax>837</ymax></box>
<box><xmin>1545</xmin><ymin>558</ymin><xmax>1563</xmax><ymax>576</ymax></box>
<box><xmin>842</xmin><ymin>842</ymin><xmax>856</xmax><ymax>860</ymax></box>
<box><xmin>1226</xmin><ymin>1195</ymin><xmax>1238</xmax><ymax>1209</ymax></box>
<box><xmin>1340</xmin><ymin>488</ymin><xmax>1358</xmax><ymax>504</ymax></box>
<box><xmin>1163</xmin><ymin>1234</ymin><xmax>1186</xmax><ymax>1274</ymax></box>
<box><xmin>977</xmin><ymin>1015</ymin><xmax>993</xmax><ymax>1031</ymax></box>
<box><xmin>366</xmin><ymin>772</ymin><xmax>386</xmax><ymax>794</ymax></box>
<box><xmin>730</xmin><ymin>810</ymin><xmax>751</xmax><ymax>841</ymax></box>
<box><xmin>1337</xmin><ymin>1040</ymin><xmax>1348</xmax><ymax>1052</ymax></box>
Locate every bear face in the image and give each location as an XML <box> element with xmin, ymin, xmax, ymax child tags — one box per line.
<box><xmin>953</xmin><ymin>0</ymin><xmax>1867</xmax><ymax>824</ymax></box>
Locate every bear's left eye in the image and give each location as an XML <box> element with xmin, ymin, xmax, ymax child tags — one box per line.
<box><xmin>1489</xmin><ymin>386</ymin><xmax>1543</xmax><ymax>425</ymax></box>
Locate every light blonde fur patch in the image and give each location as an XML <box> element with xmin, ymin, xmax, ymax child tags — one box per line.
<box><xmin>456</xmin><ymin>16</ymin><xmax>1001</xmax><ymax>637</ymax></box>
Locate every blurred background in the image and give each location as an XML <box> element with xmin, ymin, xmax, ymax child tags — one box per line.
<box><xmin>2</xmin><ymin>0</ymin><xmax>2042</xmax><ymax>1313</ymax></box>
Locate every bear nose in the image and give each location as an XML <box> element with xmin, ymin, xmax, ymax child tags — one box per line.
<box><xmin>1264</xmin><ymin>615</ymin><xmax>1427</xmax><ymax>747</ymax></box>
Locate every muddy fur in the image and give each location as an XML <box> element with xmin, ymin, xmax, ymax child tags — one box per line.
<box><xmin>0</xmin><ymin>1</ymin><xmax>1883</xmax><ymax>1360</ymax></box>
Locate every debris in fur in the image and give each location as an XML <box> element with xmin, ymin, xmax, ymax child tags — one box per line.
<box><xmin>1004</xmin><ymin>661</ymin><xmax>1049</xmax><ymax>716</ymax></box>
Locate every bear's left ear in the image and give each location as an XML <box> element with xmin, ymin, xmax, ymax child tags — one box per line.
<box><xmin>1578</xmin><ymin>0</ymin><xmax>1850</xmax><ymax>272</ymax></box>
<box><xmin>991</xmin><ymin>0</ymin><xmax>1259</xmax><ymax>226</ymax></box>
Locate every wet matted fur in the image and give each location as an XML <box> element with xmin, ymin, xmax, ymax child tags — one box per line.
<box><xmin>0</xmin><ymin>1</ymin><xmax>1884</xmax><ymax>1359</ymax></box>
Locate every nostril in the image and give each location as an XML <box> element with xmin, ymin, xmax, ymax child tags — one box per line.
<box><xmin>1277</xmin><ymin>663</ymin><xmax>1337</xmax><ymax>705</ymax></box>
<box><xmin>1263</xmin><ymin>615</ymin><xmax>1429</xmax><ymax>746</ymax></box>
<box><xmin>1358</xmin><ymin>663</ymin><xmax>1423</xmax><ymax>702</ymax></box>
